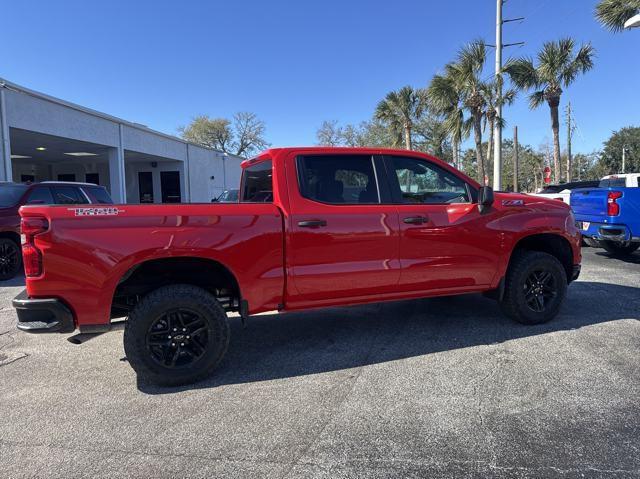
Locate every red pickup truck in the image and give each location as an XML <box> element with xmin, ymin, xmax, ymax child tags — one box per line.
<box><xmin>13</xmin><ymin>147</ymin><xmax>581</xmax><ymax>385</ymax></box>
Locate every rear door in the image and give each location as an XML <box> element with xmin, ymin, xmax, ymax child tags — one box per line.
<box><xmin>286</xmin><ymin>153</ymin><xmax>401</xmax><ymax>305</ymax></box>
<box><xmin>384</xmin><ymin>154</ymin><xmax>501</xmax><ymax>292</ymax></box>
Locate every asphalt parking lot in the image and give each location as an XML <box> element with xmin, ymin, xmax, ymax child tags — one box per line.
<box><xmin>0</xmin><ymin>247</ymin><xmax>638</xmax><ymax>478</ymax></box>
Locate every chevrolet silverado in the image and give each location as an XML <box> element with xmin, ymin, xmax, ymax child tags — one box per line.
<box><xmin>13</xmin><ymin>147</ymin><xmax>581</xmax><ymax>385</ymax></box>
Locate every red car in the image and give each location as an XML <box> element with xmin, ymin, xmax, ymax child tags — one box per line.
<box><xmin>13</xmin><ymin>148</ymin><xmax>581</xmax><ymax>385</ymax></box>
<box><xmin>0</xmin><ymin>181</ymin><xmax>113</xmax><ymax>280</ymax></box>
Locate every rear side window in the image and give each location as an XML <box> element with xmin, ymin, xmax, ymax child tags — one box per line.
<box><xmin>83</xmin><ymin>187</ymin><xmax>113</xmax><ymax>204</ymax></box>
<box><xmin>297</xmin><ymin>155</ymin><xmax>379</xmax><ymax>204</ymax></box>
<box><xmin>25</xmin><ymin>187</ymin><xmax>55</xmax><ymax>205</ymax></box>
<box><xmin>241</xmin><ymin>161</ymin><xmax>273</xmax><ymax>202</ymax></box>
<box><xmin>52</xmin><ymin>186</ymin><xmax>89</xmax><ymax>205</ymax></box>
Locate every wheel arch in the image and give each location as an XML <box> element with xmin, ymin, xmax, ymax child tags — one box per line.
<box><xmin>508</xmin><ymin>233</ymin><xmax>574</xmax><ymax>283</ymax></box>
<box><xmin>111</xmin><ymin>256</ymin><xmax>243</xmax><ymax>319</ymax></box>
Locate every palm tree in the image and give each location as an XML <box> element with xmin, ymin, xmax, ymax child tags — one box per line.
<box><xmin>375</xmin><ymin>86</ymin><xmax>425</xmax><ymax>150</ymax></box>
<box><xmin>481</xmin><ymin>80</ymin><xmax>517</xmax><ymax>172</ymax></box>
<box><xmin>596</xmin><ymin>0</ymin><xmax>640</xmax><ymax>32</ymax></box>
<box><xmin>446</xmin><ymin>40</ymin><xmax>490</xmax><ymax>183</ymax></box>
<box><xmin>505</xmin><ymin>38</ymin><xmax>595</xmax><ymax>183</ymax></box>
<box><xmin>426</xmin><ymin>70</ymin><xmax>469</xmax><ymax>170</ymax></box>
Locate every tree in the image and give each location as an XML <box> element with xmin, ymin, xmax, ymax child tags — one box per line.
<box><xmin>413</xmin><ymin>113</ymin><xmax>453</xmax><ymax>162</ymax></box>
<box><xmin>316</xmin><ymin>120</ymin><xmax>344</xmax><ymax>146</ymax></box>
<box><xmin>599</xmin><ymin>126</ymin><xmax>640</xmax><ymax>173</ymax></box>
<box><xmin>426</xmin><ymin>69</ymin><xmax>469</xmax><ymax>169</ymax></box>
<box><xmin>374</xmin><ymin>86</ymin><xmax>425</xmax><ymax>150</ymax></box>
<box><xmin>179</xmin><ymin>112</ymin><xmax>269</xmax><ymax>158</ymax></box>
<box><xmin>505</xmin><ymin>38</ymin><xmax>595</xmax><ymax>183</ymax></box>
<box><xmin>447</xmin><ymin>40</ymin><xmax>490</xmax><ymax>183</ymax></box>
<box><xmin>481</xmin><ymin>80</ymin><xmax>517</xmax><ymax>173</ymax></box>
<box><xmin>596</xmin><ymin>0</ymin><xmax>640</xmax><ymax>32</ymax></box>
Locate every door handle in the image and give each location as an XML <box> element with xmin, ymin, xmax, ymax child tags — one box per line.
<box><xmin>298</xmin><ymin>219</ymin><xmax>327</xmax><ymax>228</ymax></box>
<box><xmin>403</xmin><ymin>216</ymin><xmax>427</xmax><ymax>225</ymax></box>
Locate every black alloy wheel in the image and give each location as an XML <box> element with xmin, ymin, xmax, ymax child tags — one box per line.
<box><xmin>0</xmin><ymin>239</ymin><xmax>21</xmax><ymax>280</ymax></box>
<box><xmin>145</xmin><ymin>308</ymin><xmax>210</xmax><ymax>369</ymax></box>
<box><xmin>523</xmin><ymin>269</ymin><xmax>557</xmax><ymax>313</ymax></box>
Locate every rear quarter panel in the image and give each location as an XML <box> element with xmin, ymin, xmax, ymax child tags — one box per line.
<box><xmin>21</xmin><ymin>203</ymin><xmax>284</xmax><ymax>328</ymax></box>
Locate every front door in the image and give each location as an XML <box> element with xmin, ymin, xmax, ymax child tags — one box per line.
<box><xmin>138</xmin><ymin>172</ymin><xmax>154</xmax><ymax>203</ymax></box>
<box><xmin>384</xmin><ymin>155</ymin><xmax>502</xmax><ymax>292</ymax></box>
<box><xmin>286</xmin><ymin>153</ymin><xmax>401</xmax><ymax>306</ymax></box>
<box><xmin>160</xmin><ymin>171</ymin><xmax>181</xmax><ymax>203</ymax></box>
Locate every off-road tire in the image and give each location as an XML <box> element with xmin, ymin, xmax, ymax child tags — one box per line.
<box><xmin>0</xmin><ymin>238</ymin><xmax>22</xmax><ymax>281</ymax></box>
<box><xmin>124</xmin><ymin>284</ymin><xmax>230</xmax><ymax>386</ymax></box>
<box><xmin>600</xmin><ymin>240</ymin><xmax>639</xmax><ymax>257</ymax></box>
<box><xmin>500</xmin><ymin>251</ymin><xmax>567</xmax><ymax>325</ymax></box>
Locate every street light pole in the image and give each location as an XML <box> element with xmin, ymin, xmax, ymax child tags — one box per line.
<box><xmin>493</xmin><ymin>0</ymin><xmax>503</xmax><ymax>191</ymax></box>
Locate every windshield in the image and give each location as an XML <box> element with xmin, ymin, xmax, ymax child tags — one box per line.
<box><xmin>0</xmin><ymin>184</ymin><xmax>28</xmax><ymax>207</ymax></box>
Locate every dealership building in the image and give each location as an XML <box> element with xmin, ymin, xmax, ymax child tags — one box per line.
<box><xmin>0</xmin><ymin>78</ymin><xmax>242</xmax><ymax>203</ymax></box>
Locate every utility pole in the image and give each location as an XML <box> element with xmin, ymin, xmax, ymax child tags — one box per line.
<box><xmin>622</xmin><ymin>146</ymin><xmax>627</xmax><ymax>173</ymax></box>
<box><xmin>565</xmin><ymin>102</ymin><xmax>574</xmax><ymax>182</ymax></box>
<box><xmin>493</xmin><ymin>0</ymin><xmax>503</xmax><ymax>192</ymax></box>
<box><xmin>492</xmin><ymin>1</ymin><xmax>524</xmax><ymax>192</ymax></box>
<box><xmin>513</xmin><ymin>126</ymin><xmax>519</xmax><ymax>192</ymax></box>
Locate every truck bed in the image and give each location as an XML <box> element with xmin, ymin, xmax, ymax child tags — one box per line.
<box><xmin>20</xmin><ymin>203</ymin><xmax>285</xmax><ymax>329</ymax></box>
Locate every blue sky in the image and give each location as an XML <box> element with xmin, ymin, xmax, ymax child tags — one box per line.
<box><xmin>3</xmin><ymin>0</ymin><xmax>638</xmax><ymax>154</ymax></box>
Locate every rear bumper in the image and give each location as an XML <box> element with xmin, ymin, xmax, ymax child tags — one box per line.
<box><xmin>576</xmin><ymin>221</ymin><xmax>634</xmax><ymax>242</ymax></box>
<box><xmin>12</xmin><ymin>289</ymin><xmax>75</xmax><ymax>334</ymax></box>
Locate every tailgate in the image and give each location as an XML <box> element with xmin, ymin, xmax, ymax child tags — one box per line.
<box><xmin>570</xmin><ymin>188</ymin><xmax>609</xmax><ymax>220</ymax></box>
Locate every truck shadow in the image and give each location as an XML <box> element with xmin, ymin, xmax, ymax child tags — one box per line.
<box><xmin>138</xmin><ymin>281</ymin><xmax>640</xmax><ymax>394</ymax></box>
<box><xmin>594</xmin><ymin>251</ymin><xmax>640</xmax><ymax>265</ymax></box>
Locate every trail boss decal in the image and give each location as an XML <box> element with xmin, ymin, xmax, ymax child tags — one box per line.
<box><xmin>502</xmin><ymin>200</ymin><xmax>525</xmax><ymax>206</ymax></box>
<box><xmin>69</xmin><ymin>207</ymin><xmax>124</xmax><ymax>217</ymax></box>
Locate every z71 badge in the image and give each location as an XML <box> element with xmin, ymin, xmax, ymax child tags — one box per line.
<box><xmin>502</xmin><ymin>200</ymin><xmax>525</xmax><ymax>206</ymax></box>
<box><xmin>69</xmin><ymin>207</ymin><xmax>124</xmax><ymax>216</ymax></box>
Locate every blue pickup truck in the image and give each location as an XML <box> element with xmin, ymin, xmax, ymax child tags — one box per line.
<box><xmin>571</xmin><ymin>174</ymin><xmax>640</xmax><ymax>256</ymax></box>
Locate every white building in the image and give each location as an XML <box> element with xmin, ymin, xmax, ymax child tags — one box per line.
<box><xmin>0</xmin><ymin>78</ymin><xmax>242</xmax><ymax>203</ymax></box>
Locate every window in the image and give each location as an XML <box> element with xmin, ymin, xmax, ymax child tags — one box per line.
<box><xmin>52</xmin><ymin>186</ymin><xmax>89</xmax><ymax>205</ymax></box>
<box><xmin>25</xmin><ymin>187</ymin><xmax>54</xmax><ymax>205</ymax></box>
<box><xmin>599</xmin><ymin>177</ymin><xmax>627</xmax><ymax>188</ymax></box>
<box><xmin>0</xmin><ymin>185</ymin><xmax>27</xmax><ymax>207</ymax></box>
<box><xmin>388</xmin><ymin>156</ymin><xmax>470</xmax><ymax>204</ymax></box>
<box><xmin>85</xmin><ymin>173</ymin><xmax>100</xmax><ymax>185</ymax></box>
<box><xmin>82</xmin><ymin>187</ymin><xmax>113</xmax><ymax>204</ymax></box>
<box><xmin>57</xmin><ymin>174</ymin><xmax>76</xmax><ymax>182</ymax></box>
<box><xmin>297</xmin><ymin>155</ymin><xmax>379</xmax><ymax>204</ymax></box>
<box><xmin>241</xmin><ymin>160</ymin><xmax>273</xmax><ymax>202</ymax></box>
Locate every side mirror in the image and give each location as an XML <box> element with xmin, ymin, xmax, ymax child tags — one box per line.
<box><xmin>478</xmin><ymin>186</ymin><xmax>494</xmax><ymax>213</ymax></box>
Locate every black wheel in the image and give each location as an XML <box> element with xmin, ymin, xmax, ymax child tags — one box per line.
<box><xmin>500</xmin><ymin>251</ymin><xmax>567</xmax><ymax>325</ymax></box>
<box><xmin>599</xmin><ymin>240</ymin><xmax>639</xmax><ymax>257</ymax></box>
<box><xmin>0</xmin><ymin>238</ymin><xmax>22</xmax><ymax>281</ymax></box>
<box><xmin>124</xmin><ymin>284</ymin><xmax>230</xmax><ymax>386</ymax></box>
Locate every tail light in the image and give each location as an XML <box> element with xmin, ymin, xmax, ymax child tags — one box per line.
<box><xmin>20</xmin><ymin>216</ymin><xmax>49</xmax><ymax>277</ymax></box>
<box><xmin>607</xmin><ymin>191</ymin><xmax>622</xmax><ymax>216</ymax></box>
